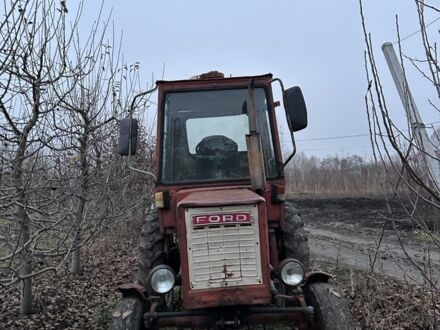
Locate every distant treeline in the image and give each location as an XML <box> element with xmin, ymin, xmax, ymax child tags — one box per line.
<box><xmin>285</xmin><ymin>152</ymin><xmax>396</xmax><ymax>197</ymax></box>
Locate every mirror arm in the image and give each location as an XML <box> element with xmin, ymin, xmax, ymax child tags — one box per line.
<box><xmin>269</xmin><ymin>78</ymin><xmax>293</xmax><ymax>132</ymax></box>
<box><xmin>127</xmin><ymin>163</ymin><xmax>158</xmax><ymax>181</ymax></box>
<box><xmin>270</xmin><ymin>78</ymin><xmax>297</xmax><ymax>169</ymax></box>
<box><xmin>282</xmin><ymin>132</ymin><xmax>297</xmax><ymax>169</ymax></box>
<box><xmin>127</xmin><ymin>84</ymin><xmax>158</xmax><ymax>181</ymax></box>
<box><xmin>129</xmin><ymin>85</ymin><xmax>159</xmax><ymax>118</ymax></box>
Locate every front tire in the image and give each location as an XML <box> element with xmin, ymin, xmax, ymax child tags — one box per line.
<box><xmin>304</xmin><ymin>282</ymin><xmax>355</xmax><ymax>330</ymax></box>
<box><xmin>109</xmin><ymin>297</ymin><xmax>144</xmax><ymax>330</ymax></box>
<box><xmin>281</xmin><ymin>206</ymin><xmax>310</xmax><ymax>270</ymax></box>
<box><xmin>138</xmin><ymin>211</ymin><xmax>164</xmax><ymax>289</ymax></box>
<box><xmin>109</xmin><ymin>212</ymin><xmax>165</xmax><ymax>330</ymax></box>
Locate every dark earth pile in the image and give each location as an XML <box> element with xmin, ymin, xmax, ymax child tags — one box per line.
<box><xmin>291</xmin><ymin>197</ymin><xmax>411</xmax><ymax>230</ymax></box>
<box><xmin>292</xmin><ymin>197</ymin><xmax>438</xmax><ymax>231</ymax></box>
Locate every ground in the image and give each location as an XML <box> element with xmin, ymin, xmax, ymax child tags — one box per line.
<box><xmin>292</xmin><ymin>198</ymin><xmax>440</xmax><ymax>283</ymax></box>
<box><xmin>0</xmin><ymin>227</ymin><xmax>140</xmax><ymax>330</ymax></box>
<box><xmin>0</xmin><ymin>197</ymin><xmax>438</xmax><ymax>329</ymax></box>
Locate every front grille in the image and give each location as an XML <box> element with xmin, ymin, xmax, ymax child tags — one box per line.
<box><xmin>185</xmin><ymin>205</ymin><xmax>262</xmax><ymax>290</ymax></box>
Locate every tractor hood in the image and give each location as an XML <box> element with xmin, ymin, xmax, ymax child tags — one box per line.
<box><xmin>177</xmin><ymin>188</ymin><xmax>264</xmax><ymax>209</ymax></box>
<box><xmin>175</xmin><ymin>187</ymin><xmax>271</xmax><ymax>310</ymax></box>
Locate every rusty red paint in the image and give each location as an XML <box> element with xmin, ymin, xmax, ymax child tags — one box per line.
<box><xmin>153</xmin><ymin>73</ymin><xmax>286</xmax><ymax>202</ymax></box>
<box><xmin>176</xmin><ymin>189</ymin><xmax>272</xmax><ymax>310</ymax></box>
<box><xmin>154</xmin><ymin>74</ymin><xmax>277</xmax><ymax>184</ymax></box>
<box><xmin>159</xmin><ymin>182</ymin><xmax>285</xmax><ymax>233</ymax></box>
<box><xmin>269</xmin><ymin>230</ymin><xmax>280</xmax><ymax>267</ymax></box>
<box><xmin>146</xmin><ymin>73</ymin><xmax>293</xmax><ymax>316</ymax></box>
<box><xmin>177</xmin><ymin>188</ymin><xmax>264</xmax><ymax>208</ymax></box>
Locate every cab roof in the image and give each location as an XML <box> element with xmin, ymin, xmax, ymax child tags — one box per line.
<box><xmin>156</xmin><ymin>73</ymin><xmax>273</xmax><ymax>85</ymax></box>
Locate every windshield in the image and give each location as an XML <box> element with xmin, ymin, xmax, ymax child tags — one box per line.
<box><xmin>161</xmin><ymin>88</ymin><xmax>278</xmax><ymax>184</ymax></box>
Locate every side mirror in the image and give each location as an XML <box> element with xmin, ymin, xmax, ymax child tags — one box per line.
<box><xmin>119</xmin><ymin>118</ymin><xmax>138</xmax><ymax>156</ymax></box>
<box><xmin>284</xmin><ymin>86</ymin><xmax>308</xmax><ymax>132</ymax></box>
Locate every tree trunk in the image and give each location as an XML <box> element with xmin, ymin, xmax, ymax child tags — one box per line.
<box><xmin>71</xmin><ymin>113</ymin><xmax>90</xmax><ymax>275</ymax></box>
<box><xmin>18</xmin><ymin>201</ymin><xmax>32</xmax><ymax>314</ymax></box>
<box><xmin>14</xmin><ymin>152</ymin><xmax>33</xmax><ymax>315</ymax></box>
<box><xmin>20</xmin><ymin>264</ymin><xmax>33</xmax><ymax>315</ymax></box>
<box><xmin>71</xmin><ymin>197</ymin><xmax>85</xmax><ymax>275</ymax></box>
<box><xmin>71</xmin><ymin>248</ymin><xmax>81</xmax><ymax>274</ymax></box>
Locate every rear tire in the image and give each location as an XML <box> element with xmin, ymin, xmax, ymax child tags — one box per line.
<box><xmin>109</xmin><ymin>297</ymin><xmax>144</xmax><ymax>330</ymax></box>
<box><xmin>281</xmin><ymin>206</ymin><xmax>310</xmax><ymax>270</ymax></box>
<box><xmin>138</xmin><ymin>211</ymin><xmax>165</xmax><ymax>289</ymax></box>
<box><xmin>304</xmin><ymin>282</ymin><xmax>355</xmax><ymax>330</ymax></box>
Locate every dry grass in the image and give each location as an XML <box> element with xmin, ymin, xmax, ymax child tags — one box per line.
<box><xmin>313</xmin><ymin>258</ymin><xmax>439</xmax><ymax>329</ymax></box>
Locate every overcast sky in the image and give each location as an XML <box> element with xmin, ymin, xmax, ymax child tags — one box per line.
<box><xmin>80</xmin><ymin>0</ymin><xmax>440</xmax><ymax>159</ymax></box>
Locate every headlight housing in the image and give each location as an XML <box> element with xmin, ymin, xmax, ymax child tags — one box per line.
<box><xmin>148</xmin><ymin>265</ymin><xmax>175</xmax><ymax>294</ymax></box>
<box><xmin>279</xmin><ymin>258</ymin><xmax>305</xmax><ymax>287</ymax></box>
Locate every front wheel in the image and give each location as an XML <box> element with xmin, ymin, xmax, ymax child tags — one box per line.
<box><xmin>109</xmin><ymin>297</ymin><xmax>144</xmax><ymax>330</ymax></box>
<box><xmin>304</xmin><ymin>282</ymin><xmax>355</xmax><ymax>330</ymax></box>
<box><xmin>281</xmin><ymin>206</ymin><xmax>310</xmax><ymax>270</ymax></box>
<box><xmin>138</xmin><ymin>211</ymin><xmax>164</xmax><ymax>289</ymax></box>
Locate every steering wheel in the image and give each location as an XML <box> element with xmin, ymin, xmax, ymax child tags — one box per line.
<box><xmin>195</xmin><ymin>135</ymin><xmax>238</xmax><ymax>157</ymax></box>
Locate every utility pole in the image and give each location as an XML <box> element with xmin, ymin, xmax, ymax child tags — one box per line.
<box><xmin>382</xmin><ymin>42</ymin><xmax>440</xmax><ymax>191</ymax></box>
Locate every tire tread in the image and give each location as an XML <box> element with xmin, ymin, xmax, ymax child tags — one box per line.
<box><xmin>281</xmin><ymin>206</ymin><xmax>311</xmax><ymax>270</ymax></box>
<box><xmin>305</xmin><ymin>282</ymin><xmax>355</xmax><ymax>330</ymax></box>
<box><xmin>138</xmin><ymin>211</ymin><xmax>164</xmax><ymax>289</ymax></box>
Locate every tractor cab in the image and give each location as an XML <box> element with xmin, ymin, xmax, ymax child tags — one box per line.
<box><xmin>120</xmin><ymin>71</ymin><xmax>307</xmax><ymax>187</ymax></box>
<box><xmin>161</xmin><ymin>85</ymin><xmax>277</xmax><ymax>183</ymax></box>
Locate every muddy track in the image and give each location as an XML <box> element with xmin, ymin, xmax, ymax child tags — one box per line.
<box><xmin>289</xmin><ymin>198</ymin><xmax>440</xmax><ymax>284</ymax></box>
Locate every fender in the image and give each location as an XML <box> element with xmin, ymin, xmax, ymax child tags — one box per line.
<box><xmin>304</xmin><ymin>271</ymin><xmax>332</xmax><ymax>285</ymax></box>
<box><xmin>117</xmin><ymin>283</ymin><xmax>148</xmax><ymax>301</ymax></box>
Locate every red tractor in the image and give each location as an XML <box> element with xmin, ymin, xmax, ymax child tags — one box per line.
<box><xmin>111</xmin><ymin>72</ymin><xmax>354</xmax><ymax>329</ymax></box>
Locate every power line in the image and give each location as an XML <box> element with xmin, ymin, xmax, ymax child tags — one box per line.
<box><xmin>293</xmin><ymin>122</ymin><xmax>440</xmax><ymax>142</ymax></box>
<box><xmin>296</xmin><ymin>133</ymin><xmax>370</xmax><ymax>142</ymax></box>
<box><xmin>300</xmin><ymin>145</ymin><xmax>392</xmax><ymax>152</ymax></box>
<box><xmin>393</xmin><ymin>15</ymin><xmax>440</xmax><ymax>44</ymax></box>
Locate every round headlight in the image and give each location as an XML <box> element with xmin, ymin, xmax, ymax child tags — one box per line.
<box><xmin>149</xmin><ymin>265</ymin><xmax>175</xmax><ymax>294</ymax></box>
<box><xmin>280</xmin><ymin>259</ymin><xmax>305</xmax><ymax>287</ymax></box>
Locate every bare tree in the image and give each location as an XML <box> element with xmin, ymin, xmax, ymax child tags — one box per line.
<box><xmin>0</xmin><ymin>0</ymin><xmax>158</xmax><ymax>313</ymax></box>
<box><xmin>0</xmin><ymin>0</ymin><xmax>159</xmax><ymax>319</ymax></box>
<box><xmin>0</xmin><ymin>0</ymin><xmax>86</xmax><ymax>314</ymax></box>
<box><xmin>52</xmin><ymin>34</ymin><xmax>156</xmax><ymax>274</ymax></box>
<box><xmin>359</xmin><ymin>0</ymin><xmax>439</xmax><ymax>325</ymax></box>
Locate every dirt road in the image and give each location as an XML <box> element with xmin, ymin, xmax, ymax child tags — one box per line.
<box><xmin>290</xmin><ymin>198</ymin><xmax>440</xmax><ymax>284</ymax></box>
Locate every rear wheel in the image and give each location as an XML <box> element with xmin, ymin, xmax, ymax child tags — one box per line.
<box><xmin>109</xmin><ymin>297</ymin><xmax>144</xmax><ymax>330</ymax></box>
<box><xmin>138</xmin><ymin>211</ymin><xmax>165</xmax><ymax>289</ymax></box>
<box><xmin>110</xmin><ymin>212</ymin><xmax>165</xmax><ymax>330</ymax></box>
<box><xmin>304</xmin><ymin>282</ymin><xmax>355</xmax><ymax>330</ymax></box>
<box><xmin>281</xmin><ymin>206</ymin><xmax>310</xmax><ymax>270</ymax></box>
<box><xmin>139</xmin><ymin>211</ymin><xmax>177</xmax><ymax>318</ymax></box>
